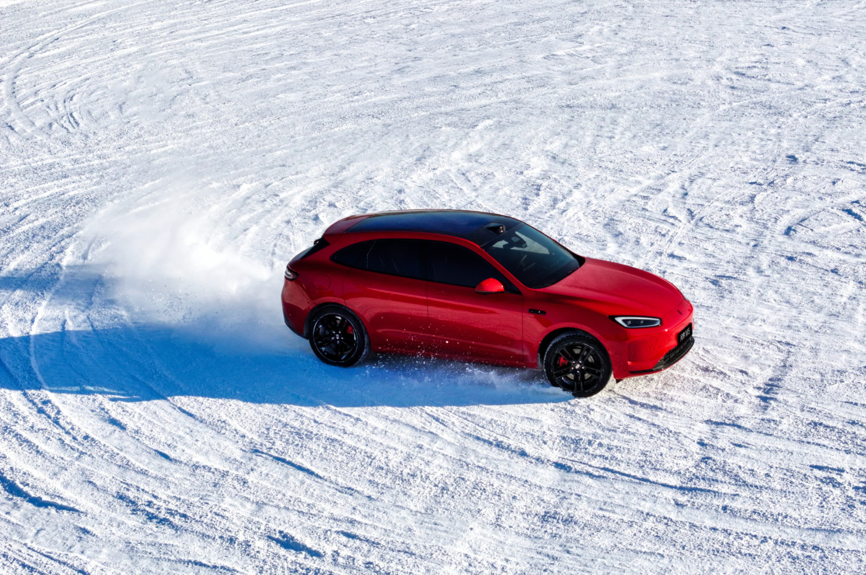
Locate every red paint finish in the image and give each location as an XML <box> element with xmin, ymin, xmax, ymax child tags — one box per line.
<box><xmin>426</xmin><ymin>281</ymin><xmax>524</xmax><ymax>364</ymax></box>
<box><xmin>342</xmin><ymin>267</ymin><xmax>428</xmax><ymax>352</ymax></box>
<box><xmin>475</xmin><ymin>277</ymin><xmax>505</xmax><ymax>293</ymax></box>
<box><xmin>281</xmin><ymin>211</ymin><xmax>694</xmax><ymax>381</ymax></box>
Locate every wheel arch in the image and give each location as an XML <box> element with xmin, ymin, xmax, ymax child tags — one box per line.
<box><xmin>303</xmin><ymin>300</ymin><xmax>353</xmax><ymax>338</ymax></box>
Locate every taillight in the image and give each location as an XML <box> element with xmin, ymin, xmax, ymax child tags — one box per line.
<box><xmin>284</xmin><ymin>265</ymin><xmax>298</xmax><ymax>280</ymax></box>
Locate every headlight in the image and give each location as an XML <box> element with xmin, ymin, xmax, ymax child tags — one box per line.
<box><xmin>284</xmin><ymin>265</ymin><xmax>298</xmax><ymax>280</ymax></box>
<box><xmin>611</xmin><ymin>316</ymin><xmax>661</xmax><ymax>328</ymax></box>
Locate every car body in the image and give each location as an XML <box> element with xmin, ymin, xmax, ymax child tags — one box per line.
<box><xmin>281</xmin><ymin>210</ymin><xmax>694</xmax><ymax>396</ymax></box>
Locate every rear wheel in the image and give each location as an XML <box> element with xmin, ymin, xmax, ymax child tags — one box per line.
<box><xmin>309</xmin><ymin>306</ymin><xmax>370</xmax><ymax>367</ymax></box>
<box><xmin>543</xmin><ymin>333</ymin><xmax>612</xmax><ymax>398</ymax></box>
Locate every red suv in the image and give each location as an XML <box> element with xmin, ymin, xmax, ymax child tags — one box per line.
<box><xmin>281</xmin><ymin>210</ymin><xmax>694</xmax><ymax>397</ymax></box>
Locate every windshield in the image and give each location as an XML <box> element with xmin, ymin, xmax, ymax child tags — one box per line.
<box><xmin>482</xmin><ymin>224</ymin><xmax>579</xmax><ymax>288</ymax></box>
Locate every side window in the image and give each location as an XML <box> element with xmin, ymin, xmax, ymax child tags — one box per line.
<box><xmin>331</xmin><ymin>240</ymin><xmax>374</xmax><ymax>269</ymax></box>
<box><xmin>426</xmin><ymin>241</ymin><xmax>514</xmax><ymax>291</ymax></box>
<box><xmin>365</xmin><ymin>239</ymin><xmax>425</xmax><ymax>280</ymax></box>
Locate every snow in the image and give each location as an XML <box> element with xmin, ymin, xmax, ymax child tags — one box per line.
<box><xmin>1</xmin><ymin>0</ymin><xmax>865</xmax><ymax>572</ymax></box>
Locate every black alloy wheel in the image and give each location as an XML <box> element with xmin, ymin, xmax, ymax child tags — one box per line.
<box><xmin>543</xmin><ymin>333</ymin><xmax>612</xmax><ymax>398</ymax></box>
<box><xmin>309</xmin><ymin>307</ymin><xmax>369</xmax><ymax>367</ymax></box>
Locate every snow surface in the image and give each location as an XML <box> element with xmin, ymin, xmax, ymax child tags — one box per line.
<box><xmin>1</xmin><ymin>0</ymin><xmax>865</xmax><ymax>572</ymax></box>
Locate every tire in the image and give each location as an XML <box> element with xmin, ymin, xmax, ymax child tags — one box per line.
<box><xmin>308</xmin><ymin>306</ymin><xmax>370</xmax><ymax>367</ymax></box>
<box><xmin>543</xmin><ymin>332</ymin><xmax>612</xmax><ymax>398</ymax></box>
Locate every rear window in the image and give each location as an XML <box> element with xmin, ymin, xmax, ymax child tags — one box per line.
<box><xmin>297</xmin><ymin>237</ymin><xmax>330</xmax><ymax>260</ymax></box>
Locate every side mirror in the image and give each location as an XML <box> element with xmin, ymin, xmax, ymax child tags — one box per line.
<box><xmin>475</xmin><ymin>278</ymin><xmax>505</xmax><ymax>294</ymax></box>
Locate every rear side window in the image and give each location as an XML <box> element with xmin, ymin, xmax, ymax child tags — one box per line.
<box><xmin>426</xmin><ymin>241</ymin><xmax>515</xmax><ymax>291</ymax></box>
<box><xmin>331</xmin><ymin>239</ymin><xmax>425</xmax><ymax>281</ymax></box>
<box><xmin>366</xmin><ymin>239</ymin><xmax>425</xmax><ymax>280</ymax></box>
<box><xmin>331</xmin><ymin>240</ymin><xmax>374</xmax><ymax>268</ymax></box>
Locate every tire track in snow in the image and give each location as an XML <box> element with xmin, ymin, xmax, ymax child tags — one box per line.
<box><xmin>0</xmin><ymin>1</ymin><xmax>144</xmax><ymax>141</ymax></box>
<box><xmin>2</xmin><ymin>0</ymin><xmax>866</xmax><ymax>572</ymax></box>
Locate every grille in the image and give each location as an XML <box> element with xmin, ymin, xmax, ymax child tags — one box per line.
<box><xmin>651</xmin><ymin>335</ymin><xmax>695</xmax><ymax>371</ymax></box>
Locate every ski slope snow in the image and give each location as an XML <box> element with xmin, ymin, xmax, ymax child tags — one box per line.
<box><xmin>1</xmin><ymin>0</ymin><xmax>865</xmax><ymax>572</ymax></box>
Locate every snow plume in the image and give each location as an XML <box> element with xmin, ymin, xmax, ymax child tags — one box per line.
<box><xmin>82</xmin><ymin>177</ymin><xmax>284</xmax><ymax>348</ymax></box>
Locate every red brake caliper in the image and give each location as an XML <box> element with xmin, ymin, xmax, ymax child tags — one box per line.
<box><xmin>558</xmin><ymin>356</ymin><xmax>568</xmax><ymax>367</ymax></box>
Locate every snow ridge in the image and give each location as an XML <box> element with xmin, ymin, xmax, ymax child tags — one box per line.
<box><xmin>1</xmin><ymin>0</ymin><xmax>865</xmax><ymax>573</ymax></box>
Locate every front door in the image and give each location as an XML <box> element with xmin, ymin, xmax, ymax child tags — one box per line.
<box><xmin>424</xmin><ymin>241</ymin><xmax>524</xmax><ymax>364</ymax></box>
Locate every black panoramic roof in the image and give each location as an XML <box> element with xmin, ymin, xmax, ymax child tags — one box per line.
<box><xmin>346</xmin><ymin>210</ymin><xmax>522</xmax><ymax>245</ymax></box>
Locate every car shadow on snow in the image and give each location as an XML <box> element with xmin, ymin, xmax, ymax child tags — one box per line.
<box><xmin>0</xmin><ymin>324</ymin><xmax>572</xmax><ymax>408</ymax></box>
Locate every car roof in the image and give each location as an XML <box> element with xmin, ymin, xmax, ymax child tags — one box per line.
<box><xmin>342</xmin><ymin>210</ymin><xmax>522</xmax><ymax>245</ymax></box>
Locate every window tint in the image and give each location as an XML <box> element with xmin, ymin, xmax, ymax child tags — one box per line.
<box><xmin>331</xmin><ymin>240</ymin><xmax>374</xmax><ymax>268</ymax></box>
<box><xmin>332</xmin><ymin>239</ymin><xmax>425</xmax><ymax>280</ymax></box>
<box><xmin>426</xmin><ymin>241</ymin><xmax>512</xmax><ymax>290</ymax></box>
<box><xmin>364</xmin><ymin>239</ymin><xmax>425</xmax><ymax>280</ymax></box>
<box><xmin>482</xmin><ymin>224</ymin><xmax>578</xmax><ymax>288</ymax></box>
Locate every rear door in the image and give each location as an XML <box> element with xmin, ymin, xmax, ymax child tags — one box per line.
<box><xmin>424</xmin><ymin>241</ymin><xmax>524</xmax><ymax>363</ymax></box>
<box><xmin>339</xmin><ymin>239</ymin><xmax>429</xmax><ymax>353</ymax></box>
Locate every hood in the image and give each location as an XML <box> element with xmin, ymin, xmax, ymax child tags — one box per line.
<box><xmin>540</xmin><ymin>257</ymin><xmax>683</xmax><ymax>316</ymax></box>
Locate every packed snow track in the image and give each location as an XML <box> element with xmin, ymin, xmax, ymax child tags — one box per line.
<box><xmin>1</xmin><ymin>0</ymin><xmax>865</xmax><ymax>573</ymax></box>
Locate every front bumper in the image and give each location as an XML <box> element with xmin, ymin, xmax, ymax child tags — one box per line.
<box><xmin>631</xmin><ymin>335</ymin><xmax>694</xmax><ymax>374</ymax></box>
<box><xmin>619</xmin><ymin>298</ymin><xmax>694</xmax><ymax>377</ymax></box>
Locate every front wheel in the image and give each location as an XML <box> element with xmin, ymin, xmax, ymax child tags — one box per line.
<box><xmin>543</xmin><ymin>333</ymin><xmax>612</xmax><ymax>398</ymax></box>
<box><xmin>309</xmin><ymin>306</ymin><xmax>370</xmax><ymax>367</ymax></box>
